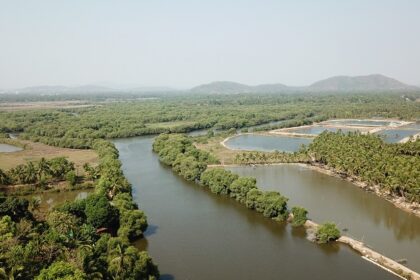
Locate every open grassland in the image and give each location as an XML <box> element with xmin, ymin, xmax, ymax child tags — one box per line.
<box><xmin>0</xmin><ymin>139</ymin><xmax>98</xmax><ymax>172</ymax></box>
<box><xmin>194</xmin><ymin>135</ymin><xmax>240</xmax><ymax>165</ymax></box>
<box><xmin>0</xmin><ymin>100</ymin><xmax>98</xmax><ymax>111</ymax></box>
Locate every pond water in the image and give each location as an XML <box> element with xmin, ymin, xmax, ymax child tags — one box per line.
<box><xmin>18</xmin><ymin>189</ymin><xmax>92</xmax><ymax>214</ymax></box>
<box><xmin>224</xmin><ymin>134</ymin><xmax>312</xmax><ymax>152</ymax></box>
<box><xmin>0</xmin><ymin>143</ymin><xmax>23</xmax><ymax>153</ymax></box>
<box><xmin>227</xmin><ymin>164</ymin><xmax>420</xmax><ymax>272</ymax></box>
<box><xmin>285</xmin><ymin>126</ymin><xmax>361</xmax><ymax>135</ymax></box>
<box><xmin>401</xmin><ymin>123</ymin><xmax>420</xmax><ymax>130</ymax></box>
<box><xmin>323</xmin><ymin>119</ymin><xmax>396</xmax><ymax>127</ymax></box>
<box><xmin>114</xmin><ymin>136</ymin><xmax>397</xmax><ymax>280</ymax></box>
<box><xmin>376</xmin><ymin>129</ymin><xmax>420</xmax><ymax>143</ymax></box>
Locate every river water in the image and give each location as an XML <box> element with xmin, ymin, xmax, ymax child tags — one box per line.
<box><xmin>114</xmin><ymin>136</ymin><xmax>398</xmax><ymax>280</ymax></box>
<box><xmin>227</xmin><ymin>164</ymin><xmax>420</xmax><ymax>272</ymax></box>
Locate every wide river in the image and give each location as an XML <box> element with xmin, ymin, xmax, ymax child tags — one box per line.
<box><xmin>114</xmin><ymin>136</ymin><xmax>399</xmax><ymax>280</ymax></box>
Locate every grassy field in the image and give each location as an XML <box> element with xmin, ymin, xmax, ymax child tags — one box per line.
<box><xmin>0</xmin><ymin>100</ymin><xmax>97</xmax><ymax>111</ymax></box>
<box><xmin>194</xmin><ymin>135</ymin><xmax>240</xmax><ymax>165</ymax></box>
<box><xmin>0</xmin><ymin>139</ymin><xmax>98</xmax><ymax>173</ymax></box>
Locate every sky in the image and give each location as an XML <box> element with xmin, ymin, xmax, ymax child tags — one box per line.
<box><xmin>1</xmin><ymin>0</ymin><xmax>419</xmax><ymax>89</ymax></box>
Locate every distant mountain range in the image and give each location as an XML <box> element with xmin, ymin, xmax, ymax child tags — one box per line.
<box><xmin>190</xmin><ymin>74</ymin><xmax>418</xmax><ymax>94</ymax></box>
<box><xmin>2</xmin><ymin>74</ymin><xmax>418</xmax><ymax>95</ymax></box>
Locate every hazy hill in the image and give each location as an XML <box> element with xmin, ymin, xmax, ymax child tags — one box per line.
<box><xmin>190</xmin><ymin>81</ymin><xmax>289</xmax><ymax>94</ymax></box>
<box><xmin>190</xmin><ymin>74</ymin><xmax>418</xmax><ymax>94</ymax></box>
<box><xmin>308</xmin><ymin>74</ymin><xmax>415</xmax><ymax>91</ymax></box>
<box><xmin>3</xmin><ymin>74</ymin><xmax>418</xmax><ymax>95</ymax></box>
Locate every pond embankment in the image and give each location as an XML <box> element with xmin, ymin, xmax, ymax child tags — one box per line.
<box><xmin>304</xmin><ymin>220</ymin><xmax>420</xmax><ymax>280</ymax></box>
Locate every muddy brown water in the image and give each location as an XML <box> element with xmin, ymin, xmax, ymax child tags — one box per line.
<box><xmin>227</xmin><ymin>164</ymin><xmax>420</xmax><ymax>272</ymax></box>
<box><xmin>114</xmin><ymin>136</ymin><xmax>398</xmax><ymax>280</ymax></box>
<box><xmin>18</xmin><ymin>189</ymin><xmax>92</xmax><ymax>213</ymax></box>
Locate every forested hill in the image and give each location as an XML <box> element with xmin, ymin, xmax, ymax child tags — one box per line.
<box><xmin>190</xmin><ymin>74</ymin><xmax>418</xmax><ymax>94</ymax></box>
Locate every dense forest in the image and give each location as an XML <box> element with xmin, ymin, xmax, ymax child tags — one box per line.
<box><xmin>308</xmin><ymin>132</ymin><xmax>420</xmax><ymax>203</ymax></box>
<box><xmin>0</xmin><ymin>140</ymin><xmax>159</xmax><ymax>279</ymax></box>
<box><xmin>0</xmin><ymin>92</ymin><xmax>419</xmax><ymax>149</ymax></box>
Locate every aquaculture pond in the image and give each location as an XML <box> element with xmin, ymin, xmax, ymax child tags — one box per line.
<box><xmin>113</xmin><ymin>136</ymin><xmax>398</xmax><ymax>280</ymax></box>
<box><xmin>284</xmin><ymin>126</ymin><xmax>361</xmax><ymax>135</ymax></box>
<box><xmin>376</xmin><ymin>129</ymin><xmax>420</xmax><ymax>143</ymax></box>
<box><xmin>224</xmin><ymin>134</ymin><xmax>312</xmax><ymax>152</ymax></box>
<box><xmin>227</xmin><ymin>164</ymin><xmax>420</xmax><ymax>272</ymax></box>
<box><xmin>323</xmin><ymin>119</ymin><xmax>397</xmax><ymax>127</ymax></box>
<box><xmin>0</xmin><ymin>143</ymin><xmax>23</xmax><ymax>153</ymax></box>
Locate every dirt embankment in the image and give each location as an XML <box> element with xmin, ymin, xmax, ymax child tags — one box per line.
<box><xmin>303</xmin><ymin>220</ymin><xmax>420</xmax><ymax>280</ymax></box>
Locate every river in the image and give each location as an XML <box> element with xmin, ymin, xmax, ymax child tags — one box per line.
<box><xmin>114</xmin><ymin>136</ymin><xmax>398</xmax><ymax>280</ymax></box>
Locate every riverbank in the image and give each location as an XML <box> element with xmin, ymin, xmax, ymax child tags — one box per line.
<box><xmin>303</xmin><ymin>220</ymin><xmax>420</xmax><ymax>280</ymax></box>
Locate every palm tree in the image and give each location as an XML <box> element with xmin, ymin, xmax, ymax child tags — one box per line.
<box><xmin>24</xmin><ymin>162</ymin><xmax>37</xmax><ymax>184</ymax></box>
<box><xmin>36</xmin><ymin>158</ymin><xmax>50</xmax><ymax>181</ymax></box>
<box><xmin>109</xmin><ymin>243</ymin><xmax>134</xmax><ymax>279</ymax></box>
<box><xmin>0</xmin><ymin>169</ymin><xmax>10</xmax><ymax>185</ymax></box>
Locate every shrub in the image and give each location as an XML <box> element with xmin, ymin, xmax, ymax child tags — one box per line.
<box><xmin>291</xmin><ymin>206</ymin><xmax>308</xmax><ymax>227</ymax></box>
<box><xmin>316</xmin><ymin>222</ymin><xmax>340</xmax><ymax>243</ymax></box>
<box><xmin>85</xmin><ymin>194</ymin><xmax>119</xmax><ymax>229</ymax></box>
<box><xmin>229</xmin><ymin>177</ymin><xmax>257</xmax><ymax>204</ymax></box>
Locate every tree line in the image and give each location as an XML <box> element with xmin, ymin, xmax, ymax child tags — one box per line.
<box><xmin>0</xmin><ymin>139</ymin><xmax>159</xmax><ymax>279</ymax></box>
<box><xmin>308</xmin><ymin>131</ymin><xmax>420</xmax><ymax>203</ymax></box>
<box><xmin>0</xmin><ymin>157</ymin><xmax>76</xmax><ymax>186</ymax></box>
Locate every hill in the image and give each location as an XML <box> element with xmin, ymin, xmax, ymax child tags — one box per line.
<box><xmin>308</xmin><ymin>74</ymin><xmax>415</xmax><ymax>92</ymax></box>
<box><xmin>190</xmin><ymin>74</ymin><xmax>418</xmax><ymax>94</ymax></box>
<box><xmin>190</xmin><ymin>81</ymin><xmax>290</xmax><ymax>94</ymax></box>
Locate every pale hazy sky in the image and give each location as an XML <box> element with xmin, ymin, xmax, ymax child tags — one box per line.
<box><xmin>1</xmin><ymin>0</ymin><xmax>419</xmax><ymax>89</ymax></box>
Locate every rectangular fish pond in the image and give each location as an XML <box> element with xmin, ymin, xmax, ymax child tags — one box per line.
<box><xmin>224</xmin><ymin>134</ymin><xmax>312</xmax><ymax>152</ymax></box>
<box><xmin>283</xmin><ymin>126</ymin><xmax>362</xmax><ymax>135</ymax></box>
<box><xmin>322</xmin><ymin>119</ymin><xmax>403</xmax><ymax>127</ymax></box>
